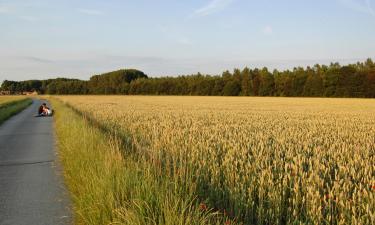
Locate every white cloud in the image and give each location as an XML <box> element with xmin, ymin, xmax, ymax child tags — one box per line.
<box><xmin>338</xmin><ymin>0</ymin><xmax>375</xmax><ymax>16</ymax></box>
<box><xmin>191</xmin><ymin>0</ymin><xmax>235</xmax><ymax>17</ymax></box>
<box><xmin>77</xmin><ymin>9</ymin><xmax>104</xmax><ymax>16</ymax></box>
<box><xmin>262</xmin><ymin>26</ymin><xmax>273</xmax><ymax>35</ymax></box>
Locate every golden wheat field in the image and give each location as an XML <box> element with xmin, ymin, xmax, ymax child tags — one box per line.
<box><xmin>0</xmin><ymin>96</ymin><xmax>27</xmax><ymax>105</ymax></box>
<box><xmin>56</xmin><ymin>96</ymin><xmax>374</xmax><ymax>225</ymax></box>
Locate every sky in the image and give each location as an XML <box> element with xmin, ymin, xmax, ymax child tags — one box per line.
<box><xmin>0</xmin><ymin>0</ymin><xmax>375</xmax><ymax>81</ymax></box>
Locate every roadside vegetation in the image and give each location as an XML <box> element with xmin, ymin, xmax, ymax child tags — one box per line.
<box><xmin>55</xmin><ymin>96</ymin><xmax>375</xmax><ymax>225</ymax></box>
<box><xmin>52</xmin><ymin>98</ymin><xmax>229</xmax><ymax>225</ymax></box>
<box><xmin>0</xmin><ymin>97</ymin><xmax>32</xmax><ymax>125</ymax></box>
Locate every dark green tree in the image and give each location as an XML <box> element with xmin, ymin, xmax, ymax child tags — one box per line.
<box><xmin>223</xmin><ymin>80</ymin><xmax>241</xmax><ymax>96</ymax></box>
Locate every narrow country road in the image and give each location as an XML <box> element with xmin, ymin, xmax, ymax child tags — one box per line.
<box><xmin>0</xmin><ymin>99</ymin><xmax>72</xmax><ymax>225</ymax></box>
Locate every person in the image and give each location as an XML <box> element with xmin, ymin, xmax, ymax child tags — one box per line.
<box><xmin>38</xmin><ymin>104</ymin><xmax>44</xmax><ymax>115</ymax></box>
<box><xmin>43</xmin><ymin>103</ymin><xmax>52</xmax><ymax>116</ymax></box>
<box><xmin>39</xmin><ymin>103</ymin><xmax>53</xmax><ymax>116</ymax></box>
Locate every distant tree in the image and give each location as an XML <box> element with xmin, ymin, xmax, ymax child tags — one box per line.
<box><xmin>365</xmin><ymin>69</ymin><xmax>375</xmax><ymax>97</ymax></box>
<box><xmin>222</xmin><ymin>70</ymin><xmax>232</xmax><ymax>82</ymax></box>
<box><xmin>303</xmin><ymin>68</ymin><xmax>323</xmax><ymax>96</ymax></box>
<box><xmin>233</xmin><ymin>68</ymin><xmax>242</xmax><ymax>83</ymax></box>
<box><xmin>212</xmin><ymin>78</ymin><xmax>225</xmax><ymax>96</ymax></box>
<box><xmin>336</xmin><ymin>66</ymin><xmax>356</xmax><ymax>97</ymax></box>
<box><xmin>251</xmin><ymin>69</ymin><xmax>261</xmax><ymax>96</ymax></box>
<box><xmin>89</xmin><ymin>69</ymin><xmax>147</xmax><ymax>94</ymax></box>
<box><xmin>365</xmin><ymin>58</ymin><xmax>374</xmax><ymax>69</ymax></box>
<box><xmin>323</xmin><ymin>66</ymin><xmax>340</xmax><ymax>97</ymax></box>
<box><xmin>2</xmin><ymin>59</ymin><xmax>375</xmax><ymax>98</ymax></box>
<box><xmin>259</xmin><ymin>67</ymin><xmax>275</xmax><ymax>96</ymax></box>
<box><xmin>240</xmin><ymin>67</ymin><xmax>252</xmax><ymax>96</ymax></box>
<box><xmin>223</xmin><ymin>80</ymin><xmax>241</xmax><ymax>96</ymax></box>
<box><xmin>289</xmin><ymin>67</ymin><xmax>306</xmax><ymax>96</ymax></box>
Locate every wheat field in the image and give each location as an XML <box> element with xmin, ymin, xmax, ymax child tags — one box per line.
<box><xmin>56</xmin><ymin>96</ymin><xmax>375</xmax><ymax>225</ymax></box>
<box><xmin>0</xmin><ymin>96</ymin><xmax>31</xmax><ymax>124</ymax></box>
<box><xmin>0</xmin><ymin>96</ymin><xmax>27</xmax><ymax>105</ymax></box>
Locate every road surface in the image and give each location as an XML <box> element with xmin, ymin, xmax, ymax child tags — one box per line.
<box><xmin>0</xmin><ymin>99</ymin><xmax>72</xmax><ymax>225</ymax></box>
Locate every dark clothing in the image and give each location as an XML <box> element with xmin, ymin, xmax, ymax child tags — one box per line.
<box><xmin>38</xmin><ymin>106</ymin><xmax>44</xmax><ymax>115</ymax></box>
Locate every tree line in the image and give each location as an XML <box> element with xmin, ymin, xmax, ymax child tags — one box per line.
<box><xmin>1</xmin><ymin>69</ymin><xmax>147</xmax><ymax>95</ymax></box>
<box><xmin>1</xmin><ymin>59</ymin><xmax>375</xmax><ymax>97</ymax></box>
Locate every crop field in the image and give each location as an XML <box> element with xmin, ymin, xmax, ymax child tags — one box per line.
<box><xmin>0</xmin><ymin>96</ymin><xmax>31</xmax><ymax>124</ymax></box>
<box><xmin>0</xmin><ymin>96</ymin><xmax>27</xmax><ymax>105</ymax></box>
<box><xmin>56</xmin><ymin>96</ymin><xmax>375</xmax><ymax>225</ymax></box>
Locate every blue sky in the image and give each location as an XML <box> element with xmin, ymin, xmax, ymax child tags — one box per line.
<box><xmin>0</xmin><ymin>0</ymin><xmax>374</xmax><ymax>81</ymax></box>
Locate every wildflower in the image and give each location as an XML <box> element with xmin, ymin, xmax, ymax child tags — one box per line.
<box><xmin>199</xmin><ymin>203</ymin><xmax>207</xmax><ymax>211</ymax></box>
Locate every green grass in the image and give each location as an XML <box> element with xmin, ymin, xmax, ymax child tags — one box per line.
<box><xmin>51</xmin><ymin>99</ymin><xmax>230</xmax><ymax>225</ymax></box>
<box><xmin>0</xmin><ymin>98</ymin><xmax>32</xmax><ymax>125</ymax></box>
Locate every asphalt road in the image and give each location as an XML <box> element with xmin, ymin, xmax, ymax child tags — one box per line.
<box><xmin>0</xmin><ymin>99</ymin><xmax>72</xmax><ymax>225</ymax></box>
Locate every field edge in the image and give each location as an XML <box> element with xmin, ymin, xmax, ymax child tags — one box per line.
<box><xmin>51</xmin><ymin>98</ymin><xmax>231</xmax><ymax>225</ymax></box>
<box><xmin>0</xmin><ymin>98</ymin><xmax>33</xmax><ymax>125</ymax></box>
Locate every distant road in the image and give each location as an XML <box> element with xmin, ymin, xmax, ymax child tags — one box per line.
<box><xmin>0</xmin><ymin>99</ymin><xmax>72</xmax><ymax>225</ymax></box>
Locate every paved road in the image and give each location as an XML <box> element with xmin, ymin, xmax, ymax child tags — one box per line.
<box><xmin>0</xmin><ymin>99</ymin><xmax>72</xmax><ymax>225</ymax></box>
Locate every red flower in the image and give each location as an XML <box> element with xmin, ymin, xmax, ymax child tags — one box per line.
<box><xmin>199</xmin><ymin>203</ymin><xmax>207</xmax><ymax>211</ymax></box>
<box><xmin>225</xmin><ymin>220</ymin><xmax>231</xmax><ymax>225</ymax></box>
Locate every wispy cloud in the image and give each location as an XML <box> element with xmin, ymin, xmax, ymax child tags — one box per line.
<box><xmin>338</xmin><ymin>0</ymin><xmax>375</xmax><ymax>16</ymax></box>
<box><xmin>19</xmin><ymin>56</ymin><xmax>54</xmax><ymax>64</ymax></box>
<box><xmin>262</xmin><ymin>26</ymin><xmax>273</xmax><ymax>35</ymax></box>
<box><xmin>77</xmin><ymin>9</ymin><xmax>104</xmax><ymax>16</ymax></box>
<box><xmin>191</xmin><ymin>0</ymin><xmax>235</xmax><ymax>17</ymax></box>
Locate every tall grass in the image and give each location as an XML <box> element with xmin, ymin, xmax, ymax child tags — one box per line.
<box><xmin>52</xmin><ymin>99</ymin><xmax>227</xmax><ymax>225</ymax></box>
<box><xmin>0</xmin><ymin>97</ymin><xmax>32</xmax><ymax>125</ymax></box>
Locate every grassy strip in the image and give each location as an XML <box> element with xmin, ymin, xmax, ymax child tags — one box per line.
<box><xmin>0</xmin><ymin>98</ymin><xmax>32</xmax><ymax>125</ymax></box>
<box><xmin>52</xmin><ymin>99</ymin><xmax>227</xmax><ymax>225</ymax></box>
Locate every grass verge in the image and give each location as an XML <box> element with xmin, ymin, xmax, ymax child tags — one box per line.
<box><xmin>0</xmin><ymin>98</ymin><xmax>32</xmax><ymax>125</ymax></box>
<box><xmin>52</xmin><ymin>99</ymin><xmax>228</xmax><ymax>225</ymax></box>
